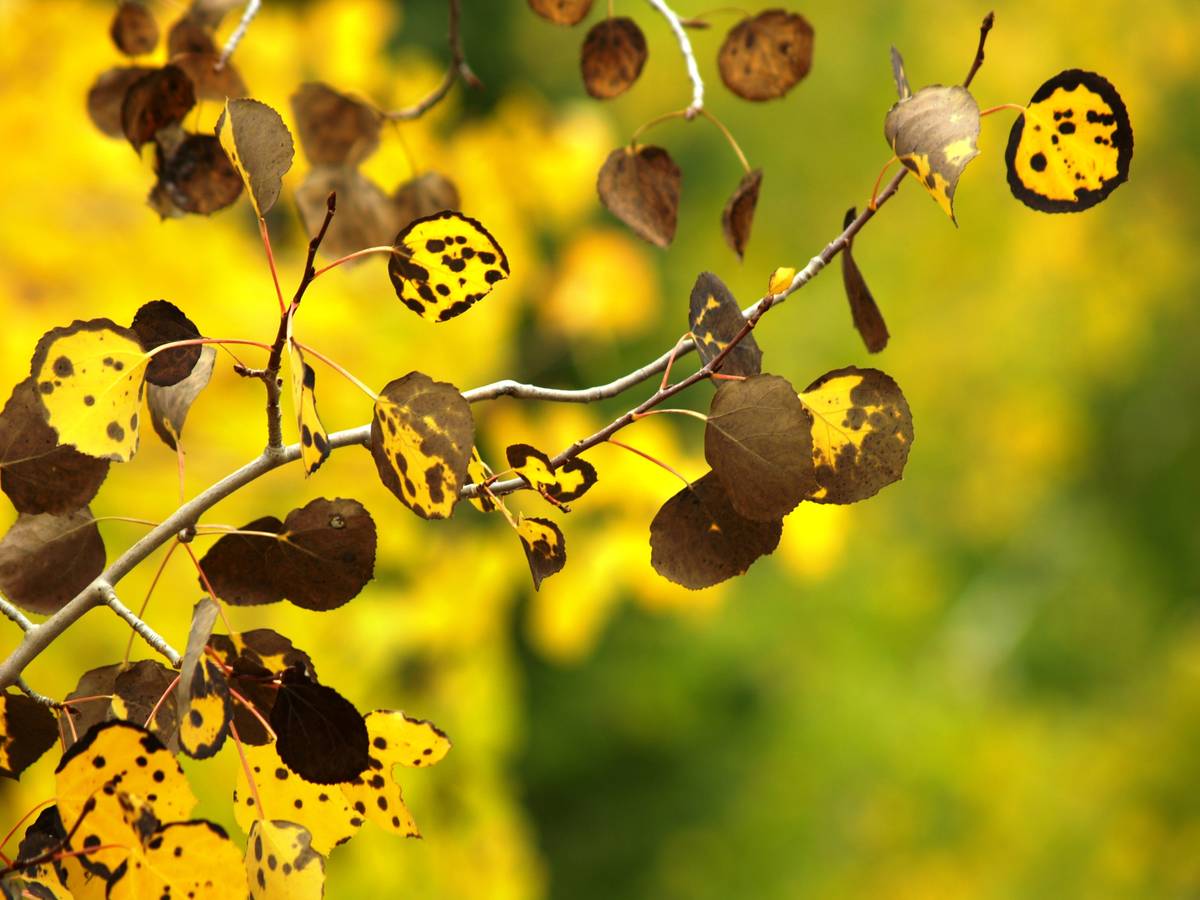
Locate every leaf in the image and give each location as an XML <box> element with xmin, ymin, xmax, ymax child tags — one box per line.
<box><xmin>111</xmin><ymin>659</ymin><xmax>180</xmax><ymax>751</ymax></box>
<box><xmin>87</xmin><ymin>66</ymin><xmax>157</xmax><ymax>138</ymax></box>
<box><xmin>884</xmin><ymin>84</ymin><xmax>981</xmax><ymax>221</ymax></box>
<box><xmin>721</xmin><ymin>168</ymin><xmax>762</xmax><ymax>260</ymax></box>
<box><xmin>718</xmin><ymin>10</ymin><xmax>814</xmax><ymax>101</ymax></box>
<box><xmin>890</xmin><ymin>46</ymin><xmax>911</xmax><ymax>100</ymax></box>
<box><xmin>580</xmin><ymin>17</ymin><xmax>647</xmax><ymax>99</ymax></box>
<box><xmin>110</xmin><ymin>2</ymin><xmax>159</xmax><ymax>57</ymax></box>
<box><xmin>0</xmin><ymin>509</ymin><xmax>105</xmax><ymax>615</ymax></box>
<box><xmin>705</xmin><ymin>374</ymin><xmax>815</xmax><ymax>521</ymax></box>
<box><xmin>166</xmin><ymin>15</ymin><xmax>217</xmax><ymax>55</ymax></box>
<box><xmin>172</xmin><ymin>51</ymin><xmax>247</xmax><ymax>102</ymax></box>
<box><xmin>688</xmin><ymin>272</ymin><xmax>762</xmax><ymax>377</ymax></box>
<box><xmin>296</xmin><ymin>168</ymin><xmax>398</xmax><ymax>261</ymax></box>
<box><xmin>0</xmin><ymin>692</ymin><xmax>59</xmax><ymax>779</ymax></box>
<box><xmin>209</xmin><ymin>629</ymin><xmax>316</xmax><ymax>745</ymax></box>
<box><xmin>198</xmin><ymin>498</ymin><xmax>377</xmax><ymax>610</ymax></box>
<box><xmin>246</xmin><ymin>820</ymin><xmax>327</xmax><ymax>900</ymax></box>
<box><xmin>466</xmin><ymin>447</ymin><xmax>502</xmax><ymax>513</ymax></box>
<box><xmin>29</xmin><ymin>318</ymin><xmax>148</xmax><ymax>461</ymax></box>
<box><xmin>388</xmin><ymin>211</ymin><xmax>510</xmax><ymax>322</ymax></box>
<box><xmin>9</xmin><ymin>807</ymin><xmax>72</xmax><ymax>898</ymax></box>
<box><xmin>516</xmin><ymin>515</ymin><xmax>566</xmax><ymax>590</ymax></box>
<box><xmin>270</xmin><ymin>668</ymin><xmax>369</xmax><ymax>785</ymax></box>
<box><xmin>1005</xmin><ymin>69</ymin><xmax>1133</xmax><ymax>213</ymax></box>
<box><xmin>179</xmin><ymin>658</ymin><xmax>232</xmax><ymax>759</ymax></box>
<box><xmin>840</xmin><ymin>207</ymin><xmax>888</xmax><ymax>353</ymax></box>
<box><xmin>60</xmin><ymin>664</ymin><xmax>122</xmax><ymax>750</ymax></box>
<box><xmin>291</xmin><ymin>81</ymin><xmax>381</xmax><ymax>167</ymax></box>
<box><xmin>108</xmin><ymin>814</ymin><xmax>245</xmax><ymax>900</ymax></box>
<box><xmin>767</xmin><ymin>266</ymin><xmax>795</xmax><ymax>295</ymax></box>
<box><xmin>393</xmin><ymin>171</ymin><xmax>461</xmax><ymax>232</ymax></box>
<box><xmin>649</xmin><ymin>471</ymin><xmax>782</xmax><ymax>589</ymax></box>
<box><xmin>528</xmin><ymin>0</ymin><xmax>593</xmax><ymax>25</ymax></box>
<box><xmin>0</xmin><ymin>378</ymin><xmax>110</xmax><ymax>515</ymax></box>
<box><xmin>799</xmin><ymin>366</ymin><xmax>913</xmax><ymax>503</ymax></box>
<box><xmin>149</xmin><ymin>133</ymin><xmax>243</xmax><ymax>218</ymax></box>
<box><xmin>596</xmin><ymin>145</ymin><xmax>680</xmax><ymax>248</ymax></box>
<box><xmin>131</xmin><ymin>300</ymin><xmax>201</xmax><ymax>387</ymax></box>
<box><xmin>217</xmin><ymin>98</ymin><xmax>295</xmax><ymax>217</ymax></box>
<box><xmin>505</xmin><ymin>444</ymin><xmax>598</xmax><ymax>504</ymax></box>
<box><xmin>234</xmin><ymin>742</ymin><xmax>362</xmax><ymax>854</ymax></box>
<box><xmin>121</xmin><ymin>65</ymin><xmax>196</xmax><ymax>152</ymax></box>
<box><xmin>340</xmin><ymin>711</ymin><xmax>450</xmax><ymax>838</ymax></box>
<box><xmin>287</xmin><ymin>314</ymin><xmax>330</xmax><ymax>477</ymax></box>
<box><xmin>147</xmin><ymin>345</ymin><xmax>215</xmax><ymax>449</ymax></box>
<box><xmin>370</xmin><ymin>372</ymin><xmax>474</xmax><ymax>520</ymax></box>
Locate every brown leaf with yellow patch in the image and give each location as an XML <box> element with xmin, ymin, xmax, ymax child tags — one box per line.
<box><xmin>718</xmin><ymin>10</ymin><xmax>814</xmax><ymax>101</ymax></box>
<box><xmin>884</xmin><ymin>84</ymin><xmax>980</xmax><ymax>221</ymax></box>
<box><xmin>597</xmin><ymin>145</ymin><xmax>681</xmax><ymax>247</ymax></box>
<box><xmin>516</xmin><ymin>515</ymin><xmax>567</xmax><ymax>590</ymax></box>
<box><xmin>217</xmin><ymin>98</ymin><xmax>295</xmax><ymax>217</ymax></box>
<box><xmin>688</xmin><ymin>272</ymin><xmax>762</xmax><ymax>377</ymax></box>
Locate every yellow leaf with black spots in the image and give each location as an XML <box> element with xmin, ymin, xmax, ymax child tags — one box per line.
<box><xmin>466</xmin><ymin>447</ymin><xmax>503</xmax><ymax>514</ymax></box>
<box><xmin>29</xmin><ymin>319</ymin><xmax>149</xmax><ymax>461</ymax></box>
<box><xmin>370</xmin><ymin>372</ymin><xmax>474</xmax><ymax>520</ymax></box>
<box><xmin>339</xmin><ymin>710</ymin><xmax>450</xmax><ymax>838</ymax></box>
<box><xmin>388</xmin><ymin>211</ymin><xmax>509</xmax><ymax>322</ymax></box>
<box><xmin>884</xmin><ymin>84</ymin><xmax>980</xmax><ymax>221</ymax></box>
<box><xmin>1005</xmin><ymin>69</ymin><xmax>1132</xmax><ymax>213</ymax></box>
<box><xmin>688</xmin><ymin>272</ymin><xmax>762</xmax><ymax>377</ymax></box>
<box><xmin>108</xmin><ymin>816</ymin><xmax>246</xmax><ymax>900</ymax></box>
<box><xmin>799</xmin><ymin>366</ymin><xmax>913</xmax><ymax>504</ymax></box>
<box><xmin>515</xmin><ymin>515</ymin><xmax>566</xmax><ymax>591</ymax></box>
<box><xmin>505</xmin><ymin>444</ymin><xmax>598</xmax><ymax>505</ymax></box>
<box><xmin>178</xmin><ymin>658</ymin><xmax>232</xmax><ymax>759</ymax></box>
<box><xmin>287</xmin><ymin>315</ymin><xmax>330</xmax><ymax>477</ymax></box>
<box><xmin>246</xmin><ymin>820</ymin><xmax>326</xmax><ymax>900</ymax></box>
<box><xmin>233</xmin><ymin>742</ymin><xmax>362</xmax><ymax>855</ymax></box>
<box><xmin>0</xmin><ymin>690</ymin><xmax>59</xmax><ymax>778</ymax></box>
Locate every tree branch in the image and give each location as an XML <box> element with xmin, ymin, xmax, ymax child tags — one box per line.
<box><xmin>645</xmin><ymin>0</ymin><xmax>705</xmax><ymax>116</ymax></box>
<box><xmin>0</xmin><ymin>595</ymin><xmax>33</xmax><ymax>633</ymax></box>
<box><xmin>384</xmin><ymin>0</ymin><xmax>479</xmax><ymax>121</ymax></box>
<box><xmin>99</xmin><ymin>584</ymin><xmax>181</xmax><ymax>667</ymax></box>
<box><xmin>217</xmin><ymin>0</ymin><xmax>262</xmax><ymax>69</ymax></box>
<box><xmin>963</xmin><ymin>11</ymin><xmax>995</xmax><ymax>88</ymax></box>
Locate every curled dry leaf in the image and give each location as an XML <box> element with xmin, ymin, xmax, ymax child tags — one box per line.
<box><xmin>110</xmin><ymin>2</ymin><xmax>159</xmax><ymax>57</ymax></box>
<box><xmin>291</xmin><ymin>81</ymin><xmax>381</xmax><ymax>168</ymax></box>
<box><xmin>150</xmin><ymin>134</ymin><xmax>243</xmax><ymax>218</ymax></box>
<box><xmin>296</xmin><ymin>167</ymin><xmax>398</xmax><ymax>260</ymax></box>
<box><xmin>121</xmin><ymin>65</ymin><xmax>196</xmax><ymax>152</ymax></box>
<box><xmin>799</xmin><ymin>366</ymin><xmax>913</xmax><ymax>503</ymax></box>
<box><xmin>688</xmin><ymin>272</ymin><xmax>762</xmax><ymax>377</ymax></box>
<box><xmin>516</xmin><ymin>516</ymin><xmax>567</xmax><ymax>590</ymax></box>
<box><xmin>704</xmin><ymin>374</ymin><xmax>815</xmax><ymax>521</ymax></box>
<box><xmin>596</xmin><ymin>145</ymin><xmax>681</xmax><ymax>248</ymax></box>
<box><xmin>840</xmin><ymin>207</ymin><xmax>888</xmax><ymax>353</ymax></box>
<box><xmin>1005</xmin><ymin>69</ymin><xmax>1133</xmax><ymax>214</ymax></box>
<box><xmin>719</xmin><ymin>10</ymin><xmax>814</xmax><ymax>101</ymax></box>
<box><xmin>649</xmin><ymin>471</ymin><xmax>782</xmax><ymax>589</ymax></box>
<box><xmin>0</xmin><ymin>378</ymin><xmax>110</xmax><ymax>515</ymax></box>
<box><xmin>271</xmin><ymin>668</ymin><xmax>370</xmax><ymax>785</ymax></box>
<box><xmin>0</xmin><ymin>509</ymin><xmax>105</xmax><ymax>615</ymax></box>
<box><xmin>393</xmin><ymin>171</ymin><xmax>461</xmax><ymax>231</ymax></box>
<box><xmin>217</xmin><ymin>97</ymin><xmax>295</xmax><ymax>217</ymax></box>
<box><xmin>87</xmin><ymin>66</ymin><xmax>157</xmax><ymax>138</ymax></box>
<box><xmin>581</xmin><ymin>17</ymin><xmax>648</xmax><ymax>99</ymax></box>
<box><xmin>884</xmin><ymin>84</ymin><xmax>980</xmax><ymax>221</ymax></box>
<box><xmin>131</xmin><ymin>299</ymin><xmax>202</xmax><ymax>387</ymax></box>
<box><xmin>721</xmin><ymin>168</ymin><xmax>763</xmax><ymax>259</ymax></box>
<box><xmin>147</xmin><ymin>345</ymin><xmax>215</xmax><ymax>449</ymax></box>
<box><xmin>0</xmin><ymin>692</ymin><xmax>59</xmax><ymax>779</ymax></box>
<box><xmin>528</xmin><ymin>0</ymin><xmax>593</xmax><ymax>25</ymax></box>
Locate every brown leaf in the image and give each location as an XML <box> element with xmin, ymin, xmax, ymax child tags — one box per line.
<box><xmin>528</xmin><ymin>0</ymin><xmax>593</xmax><ymax>26</ymax></box>
<box><xmin>149</xmin><ymin>133</ymin><xmax>242</xmax><ymax>218</ymax></box>
<box><xmin>271</xmin><ymin>668</ymin><xmax>369</xmax><ymax>784</ymax></box>
<box><xmin>146</xmin><ymin>345</ymin><xmax>215</xmax><ymax>449</ymax></box>
<box><xmin>704</xmin><ymin>374</ymin><xmax>815</xmax><ymax>521</ymax></box>
<box><xmin>121</xmin><ymin>65</ymin><xmax>196</xmax><ymax>152</ymax></box>
<box><xmin>166</xmin><ymin>16</ymin><xmax>216</xmax><ymax>56</ymax></box>
<box><xmin>840</xmin><ymin>207</ymin><xmax>888</xmax><ymax>353</ymax></box>
<box><xmin>208</xmin><ymin>629</ymin><xmax>316</xmax><ymax>745</ymax></box>
<box><xmin>393</xmin><ymin>171</ymin><xmax>461</xmax><ymax>231</ymax></box>
<box><xmin>718</xmin><ymin>10</ymin><xmax>814</xmax><ymax>101</ymax></box>
<box><xmin>596</xmin><ymin>145</ymin><xmax>680</xmax><ymax>247</ymax></box>
<box><xmin>59</xmin><ymin>664</ymin><xmax>121</xmax><ymax>749</ymax></box>
<box><xmin>112</xmin><ymin>659</ymin><xmax>180</xmax><ymax>751</ymax></box>
<box><xmin>131</xmin><ymin>300</ymin><xmax>201</xmax><ymax>387</ymax></box>
<box><xmin>87</xmin><ymin>66</ymin><xmax>157</xmax><ymax>138</ymax></box>
<box><xmin>580</xmin><ymin>17</ymin><xmax>647</xmax><ymax>99</ymax></box>
<box><xmin>296</xmin><ymin>168</ymin><xmax>398</xmax><ymax>260</ymax></box>
<box><xmin>516</xmin><ymin>516</ymin><xmax>567</xmax><ymax>590</ymax></box>
<box><xmin>688</xmin><ymin>272</ymin><xmax>762</xmax><ymax>377</ymax></box>
<box><xmin>0</xmin><ymin>378</ymin><xmax>110</xmax><ymax>516</ymax></box>
<box><xmin>291</xmin><ymin>82</ymin><xmax>381</xmax><ymax>168</ymax></box>
<box><xmin>649</xmin><ymin>471</ymin><xmax>782</xmax><ymax>589</ymax></box>
<box><xmin>180</xmin><ymin>0</ymin><xmax>242</xmax><ymax>30</ymax></box>
<box><xmin>110</xmin><ymin>2</ymin><xmax>159</xmax><ymax>57</ymax></box>
<box><xmin>721</xmin><ymin>168</ymin><xmax>762</xmax><ymax>259</ymax></box>
<box><xmin>883</xmin><ymin>84</ymin><xmax>980</xmax><ymax>220</ymax></box>
<box><xmin>0</xmin><ymin>693</ymin><xmax>60</xmax><ymax>779</ymax></box>
<box><xmin>171</xmin><ymin>52</ymin><xmax>247</xmax><ymax>102</ymax></box>
<box><xmin>0</xmin><ymin>508</ymin><xmax>105</xmax><ymax>615</ymax></box>
<box><xmin>217</xmin><ymin>98</ymin><xmax>295</xmax><ymax>217</ymax></box>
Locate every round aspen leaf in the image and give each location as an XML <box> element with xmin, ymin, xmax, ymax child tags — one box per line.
<box><xmin>580</xmin><ymin>17</ymin><xmax>648</xmax><ymax>99</ymax></box>
<box><xmin>719</xmin><ymin>11</ymin><xmax>814</xmax><ymax>101</ymax></box>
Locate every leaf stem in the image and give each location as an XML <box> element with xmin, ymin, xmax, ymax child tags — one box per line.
<box><xmin>962</xmin><ymin>11</ymin><xmax>996</xmax><ymax>89</ymax></box>
<box><xmin>383</xmin><ymin>0</ymin><xmax>479</xmax><ymax>121</ymax></box>
<box><xmin>632</xmin><ymin>408</ymin><xmax>709</xmax><ymax>424</ymax></box>
<box><xmin>696</xmin><ymin>108</ymin><xmax>751</xmax><ymax>174</ymax></box>
<box><xmin>979</xmin><ymin>103</ymin><xmax>1027</xmax><ymax>117</ymax></box>
<box><xmin>605</xmin><ymin>439</ymin><xmax>691</xmax><ymax>487</ymax></box>
<box><xmin>230</xmin><ymin>722</ymin><xmax>268</xmax><ymax>821</ymax></box>
<box><xmin>294</xmin><ymin>340</ymin><xmax>379</xmax><ymax>401</ymax></box>
<box><xmin>122</xmin><ymin>541</ymin><xmax>179</xmax><ymax>666</ymax></box>
<box><xmin>644</xmin><ymin>0</ymin><xmax>705</xmax><ymax>116</ymax></box>
<box><xmin>311</xmin><ymin>246</ymin><xmax>397</xmax><ymax>279</ymax></box>
<box><xmin>258</xmin><ymin>217</ymin><xmax>286</xmax><ymax>315</ymax></box>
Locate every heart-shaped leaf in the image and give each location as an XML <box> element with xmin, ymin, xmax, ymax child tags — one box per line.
<box><xmin>884</xmin><ymin>84</ymin><xmax>980</xmax><ymax>221</ymax></box>
<box><xmin>688</xmin><ymin>272</ymin><xmax>762</xmax><ymax>377</ymax></box>
<box><xmin>597</xmin><ymin>145</ymin><xmax>681</xmax><ymax>247</ymax></box>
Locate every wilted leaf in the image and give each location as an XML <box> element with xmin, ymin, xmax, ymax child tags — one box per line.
<box><xmin>217</xmin><ymin>98</ymin><xmax>295</xmax><ymax>217</ymax></box>
<box><xmin>291</xmin><ymin>82</ymin><xmax>381</xmax><ymax>167</ymax></box>
<box><xmin>799</xmin><ymin>366</ymin><xmax>913</xmax><ymax>503</ymax></box>
<box><xmin>296</xmin><ymin>167</ymin><xmax>398</xmax><ymax>260</ymax></box>
<box><xmin>649</xmin><ymin>471</ymin><xmax>782</xmax><ymax>589</ymax></box>
<box><xmin>111</xmin><ymin>2</ymin><xmax>159</xmax><ymax>57</ymax></box>
<box><xmin>596</xmin><ymin>145</ymin><xmax>680</xmax><ymax>247</ymax></box>
<box><xmin>271</xmin><ymin>668</ymin><xmax>369</xmax><ymax>785</ymax></box>
<box><xmin>150</xmin><ymin>134</ymin><xmax>243</xmax><ymax>217</ymax></box>
<box><xmin>131</xmin><ymin>300</ymin><xmax>201</xmax><ymax>387</ymax></box>
<box><xmin>516</xmin><ymin>515</ymin><xmax>566</xmax><ymax>590</ymax></box>
<box><xmin>0</xmin><ymin>509</ymin><xmax>105</xmax><ymax>615</ymax></box>
<box><xmin>506</xmin><ymin>444</ymin><xmax>597</xmax><ymax>503</ymax></box>
<box><xmin>1005</xmin><ymin>69</ymin><xmax>1133</xmax><ymax>213</ymax></box>
<box><xmin>0</xmin><ymin>378</ymin><xmax>110</xmax><ymax>515</ymax></box>
<box><xmin>580</xmin><ymin>17</ymin><xmax>647</xmax><ymax>99</ymax></box>
<box><xmin>528</xmin><ymin>0</ymin><xmax>593</xmax><ymax>25</ymax></box>
<box><xmin>721</xmin><ymin>168</ymin><xmax>762</xmax><ymax>259</ymax></box>
<box><xmin>705</xmin><ymin>374</ymin><xmax>815</xmax><ymax>521</ymax></box>
<box><xmin>121</xmin><ymin>65</ymin><xmax>196</xmax><ymax>152</ymax></box>
<box><xmin>688</xmin><ymin>271</ymin><xmax>762</xmax><ymax>377</ymax></box>
<box><xmin>388</xmin><ymin>211</ymin><xmax>510</xmax><ymax>322</ymax></box>
<box><xmin>147</xmin><ymin>345</ymin><xmax>215</xmax><ymax>449</ymax></box>
<box><xmin>111</xmin><ymin>659</ymin><xmax>179</xmax><ymax>750</ymax></box>
<box><xmin>371</xmin><ymin>372</ymin><xmax>474</xmax><ymax>520</ymax></box>
<box><xmin>246</xmin><ymin>820</ymin><xmax>327</xmax><ymax>900</ymax></box>
<box><xmin>393</xmin><ymin>171</ymin><xmax>461</xmax><ymax>231</ymax></box>
<box><xmin>840</xmin><ymin>207</ymin><xmax>888</xmax><ymax>352</ymax></box>
<box><xmin>0</xmin><ymin>692</ymin><xmax>59</xmax><ymax>779</ymax></box>
<box><xmin>29</xmin><ymin>318</ymin><xmax>148</xmax><ymax>461</ymax></box>
<box><xmin>87</xmin><ymin>66</ymin><xmax>157</xmax><ymax>138</ymax></box>
<box><xmin>884</xmin><ymin>84</ymin><xmax>980</xmax><ymax>220</ymax></box>
<box><xmin>718</xmin><ymin>10</ymin><xmax>814</xmax><ymax>101</ymax></box>
<box><xmin>890</xmin><ymin>46</ymin><xmax>911</xmax><ymax>100</ymax></box>
<box><xmin>172</xmin><ymin>51</ymin><xmax>247</xmax><ymax>102</ymax></box>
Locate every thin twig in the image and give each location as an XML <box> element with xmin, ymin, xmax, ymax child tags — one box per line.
<box><xmin>16</xmin><ymin>678</ymin><xmax>58</xmax><ymax>708</ymax></box>
<box><xmin>218</xmin><ymin>0</ymin><xmax>262</xmax><ymax>69</ymax></box>
<box><xmin>645</xmin><ymin>0</ymin><xmax>705</xmax><ymax>116</ymax></box>
<box><xmin>963</xmin><ymin>11</ymin><xmax>995</xmax><ymax>88</ymax></box>
<box><xmin>384</xmin><ymin>0</ymin><xmax>479</xmax><ymax>121</ymax></box>
<box><xmin>99</xmin><ymin>584</ymin><xmax>181</xmax><ymax>668</ymax></box>
<box><xmin>0</xmin><ymin>596</ymin><xmax>33</xmax><ymax>633</ymax></box>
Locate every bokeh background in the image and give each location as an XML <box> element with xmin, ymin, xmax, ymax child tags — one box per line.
<box><xmin>2</xmin><ymin>0</ymin><xmax>1199</xmax><ymax>897</ymax></box>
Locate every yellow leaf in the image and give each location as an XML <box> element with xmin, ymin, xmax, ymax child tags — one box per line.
<box><xmin>287</xmin><ymin>313</ymin><xmax>330</xmax><ymax>477</ymax></box>
<box><xmin>246</xmin><ymin>820</ymin><xmax>327</xmax><ymax>900</ymax></box>
<box><xmin>768</xmin><ymin>266</ymin><xmax>796</xmax><ymax>295</ymax></box>
<box><xmin>108</xmin><ymin>808</ymin><xmax>246</xmax><ymax>900</ymax></box>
